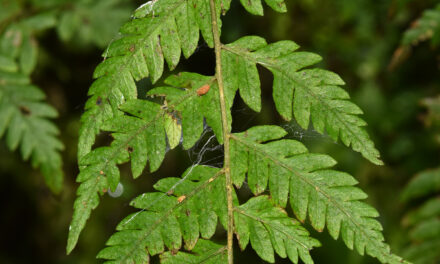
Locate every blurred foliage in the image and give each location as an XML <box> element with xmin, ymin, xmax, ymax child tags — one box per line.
<box><xmin>0</xmin><ymin>0</ymin><xmax>439</xmax><ymax>263</ymax></box>
<box><xmin>400</xmin><ymin>92</ymin><xmax>440</xmax><ymax>264</ymax></box>
<box><xmin>401</xmin><ymin>3</ymin><xmax>440</xmax><ymax>46</ymax></box>
<box><xmin>56</xmin><ymin>0</ymin><xmax>132</xmax><ymax>48</ymax></box>
<box><xmin>401</xmin><ymin>166</ymin><xmax>440</xmax><ymax>264</ymax></box>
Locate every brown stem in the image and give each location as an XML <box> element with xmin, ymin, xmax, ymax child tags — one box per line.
<box><xmin>208</xmin><ymin>0</ymin><xmax>234</xmax><ymax>263</ymax></box>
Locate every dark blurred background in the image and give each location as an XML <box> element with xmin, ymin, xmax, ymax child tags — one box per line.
<box><xmin>0</xmin><ymin>0</ymin><xmax>439</xmax><ymax>263</ymax></box>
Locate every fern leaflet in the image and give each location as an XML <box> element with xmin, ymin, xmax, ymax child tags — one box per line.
<box><xmin>160</xmin><ymin>239</ymin><xmax>227</xmax><ymax>263</ymax></box>
<box><xmin>78</xmin><ymin>0</ymin><xmax>230</xmax><ymax>159</ymax></box>
<box><xmin>222</xmin><ymin>36</ymin><xmax>383</xmax><ymax>165</ymax></box>
<box><xmin>234</xmin><ymin>196</ymin><xmax>319</xmax><ymax>264</ymax></box>
<box><xmin>0</xmin><ymin>21</ymin><xmax>63</xmax><ymax>193</ymax></box>
<box><xmin>230</xmin><ymin>125</ymin><xmax>406</xmax><ymax>264</ymax></box>
<box><xmin>401</xmin><ymin>168</ymin><xmax>440</xmax><ymax>264</ymax></box>
<box><xmin>67</xmin><ymin>72</ymin><xmax>225</xmax><ymax>252</ymax></box>
<box><xmin>98</xmin><ymin>165</ymin><xmax>318</xmax><ymax>263</ymax></box>
<box><xmin>402</xmin><ymin>4</ymin><xmax>440</xmax><ymax>47</ymax></box>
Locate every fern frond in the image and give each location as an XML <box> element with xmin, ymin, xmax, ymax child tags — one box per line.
<box><xmin>230</xmin><ymin>125</ymin><xmax>406</xmax><ymax>264</ymax></box>
<box><xmin>235</xmin><ymin>195</ymin><xmax>320</xmax><ymax>264</ymax></box>
<box><xmin>0</xmin><ymin>26</ymin><xmax>63</xmax><ymax>193</ymax></box>
<box><xmin>402</xmin><ymin>168</ymin><xmax>440</xmax><ymax>264</ymax></box>
<box><xmin>97</xmin><ymin>166</ymin><xmax>227</xmax><ymax>262</ymax></box>
<box><xmin>160</xmin><ymin>239</ymin><xmax>227</xmax><ymax>264</ymax></box>
<box><xmin>69</xmin><ymin>1</ymin><xmax>406</xmax><ymax>263</ymax></box>
<box><xmin>79</xmin><ymin>0</ymin><xmax>226</xmax><ymax>159</ymax></box>
<box><xmin>402</xmin><ymin>4</ymin><xmax>440</xmax><ymax>47</ymax></box>
<box><xmin>68</xmin><ymin>71</ymin><xmax>226</xmax><ymax>252</ymax></box>
<box><xmin>222</xmin><ymin>36</ymin><xmax>383</xmax><ymax>165</ymax></box>
<box><xmin>0</xmin><ymin>65</ymin><xmax>63</xmax><ymax>192</ymax></box>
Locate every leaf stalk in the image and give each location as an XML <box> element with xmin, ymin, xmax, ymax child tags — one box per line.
<box><xmin>208</xmin><ymin>0</ymin><xmax>234</xmax><ymax>263</ymax></box>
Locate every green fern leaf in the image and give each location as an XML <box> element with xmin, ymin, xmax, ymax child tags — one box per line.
<box><xmin>160</xmin><ymin>239</ymin><xmax>227</xmax><ymax>264</ymax></box>
<box><xmin>404</xmin><ymin>198</ymin><xmax>440</xmax><ymax>227</ymax></box>
<box><xmin>0</xmin><ymin>49</ymin><xmax>63</xmax><ymax>193</ymax></box>
<box><xmin>102</xmin><ymin>99</ymin><xmax>167</xmax><ymax>179</ymax></box>
<box><xmin>19</xmin><ymin>34</ymin><xmax>38</xmax><ymax>75</ymax></box>
<box><xmin>78</xmin><ymin>0</ymin><xmax>226</xmax><ymax>159</ymax></box>
<box><xmin>235</xmin><ymin>195</ymin><xmax>320</xmax><ymax>264</ymax></box>
<box><xmin>402</xmin><ymin>168</ymin><xmax>440</xmax><ymax>264</ymax></box>
<box><xmin>230</xmin><ymin>125</ymin><xmax>406</xmax><ymax>264</ymax></box>
<box><xmin>402</xmin><ymin>4</ymin><xmax>440</xmax><ymax>46</ymax></box>
<box><xmin>148</xmin><ymin>72</ymin><xmax>228</xmax><ymax>147</ymax></box>
<box><xmin>68</xmin><ymin>70</ymin><xmax>229</xmax><ymax>252</ymax></box>
<box><xmin>239</xmin><ymin>0</ymin><xmax>287</xmax><ymax>16</ymax></box>
<box><xmin>401</xmin><ymin>167</ymin><xmax>440</xmax><ymax>201</ymax></box>
<box><xmin>97</xmin><ymin>166</ymin><xmax>227</xmax><ymax>262</ymax></box>
<box><xmin>68</xmin><ymin>99</ymin><xmax>163</xmax><ymax>253</ymax></box>
<box><xmin>403</xmin><ymin>198</ymin><xmax>440</xmax><ymax>264</ymax></box>
<box><xmin>0</xmin><ymin>0</ymin><xmax>20</xmax><ymax>24</ymax></box>
<box><xmin>99</xmin><ymin>165</ymin><xmax>320</xmax><ymax>263</ymax></box>
<box><xmin>70</xmin><ymin>1</ymin><xmax>407</xmax><ymax>263</ymax></box>
<box><xmin>222</xmin><ymin>36</ymin><xmax>383</xmax><ymax>165</ymax></box>
<box><xmin>67</xmin><ymin>162</ymin><xmax>109</xmax><ymax>254</ymax></box>
<box><xmin>56</xmin><ymin>0</ymin><xmax>132</xmax><ymax>48</ymax></box>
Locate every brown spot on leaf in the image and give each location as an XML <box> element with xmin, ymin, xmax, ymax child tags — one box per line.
<box><xmin>129</xmin><ymin>44</ymin><xmax>136</xmax><ymax>52</ymax></box>
<box><xmin>177</xmin><ymin>195</ymin><xmax>186</xmax><ymax>203</ymax></box>
<box><xmin>127</xmin><ymin>146</ymin><xmax>134</xmax><ymax>152</ymax></box>
<box><xmin>99</xmin><ymin>170</ymin><xmax>104</xmax><ymax>175</ymax></box>
<box><xmin>196</xmin><ymin>84</ymin><xmax>210</xmax><ymax>96</ymax></box>
<box><xmin>82</xmin><ymin>17</ymin><xmax>90</xmax><ymax>25</ymax></box>
<box><xmin>19</xmin><ymin>106</ymin><xmax>31</xmax><ymax>115</ymax></box>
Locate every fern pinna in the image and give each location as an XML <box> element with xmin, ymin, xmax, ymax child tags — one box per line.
<box><xmin>68</xmin><ymin>0</ymin><xmax>408</xmax><ymax>263</ymax></box>
<box><xmin>401</xmin><ymin>168</ymin><xmax>440</xmax><ymax>264</ymax></box>
<box><xmin>400</xmin><ymin>97</ymin><xmax>440</xmax><ymax>264</ymax></box>
<box><xmin>0</xmin><ymin>14</ymin><xmax>63</xmax><ymax>193</ymax></box>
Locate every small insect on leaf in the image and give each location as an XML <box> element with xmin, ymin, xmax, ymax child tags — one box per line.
<box><xmin>177</xmin><ymin>195</ymin><xmax>186</xmax><ymax>203</ymax></box>
<box><xmin>196</xmin><ymin>84</ymin><xmax>210</xmax><ymax>96</ymax></box>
